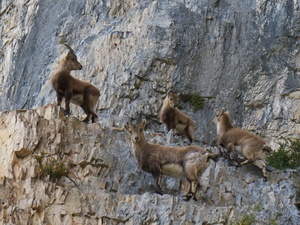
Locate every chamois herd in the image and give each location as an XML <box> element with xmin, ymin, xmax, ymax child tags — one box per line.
<box><xmin>51</xmin><ymin>44</ymin><xmax>273</xmax><ymax>201</ymax></box>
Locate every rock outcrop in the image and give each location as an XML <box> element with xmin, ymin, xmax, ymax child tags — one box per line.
<box><xmin>0</xmin><ymin>105</ymin><xmax>299</xmax><ymax>224</ymax></box>
<box><xmin>1</xmin><ymin>0</ymin><xmax>300</xmax><ymax>147</ymax></box>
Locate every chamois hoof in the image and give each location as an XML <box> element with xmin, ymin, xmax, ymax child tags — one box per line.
<box><xmin>82</xmin><ymin>118</ymin><xmax>89</xmax><ymax>123</ymax></box>
<box><xmin>154</xmin><ymin>190</ymin><xmax>164</xmax><ymax>195</ymax></box>
<box><xmin>64</xmin><ymin>110</ymin><xmax>71</xmax><ymax>116</ymax></box>
<box><xmin>235</xmin><ymin>163</ymin><xmax>241</xmax><ymax>168</ymax></box>
<box><xmin>184</xmin><ymin>193</ymin><xmax>196</xmax><ymax>201</ymax></box>
<box><xmin>263</xmin><ymin>176</ymin><xmax>268</xmax><ymax>182</ymax></box>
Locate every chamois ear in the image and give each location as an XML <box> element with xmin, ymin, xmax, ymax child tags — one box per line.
<box><xmin>124</xmin><ymin>122</ymin><xmax>131</xmax><ymax>132</ymax></box>
<box><xmin>140</xmin><ymin>120</ymin><xmax>147</xmax><ymax>129</ymax></box>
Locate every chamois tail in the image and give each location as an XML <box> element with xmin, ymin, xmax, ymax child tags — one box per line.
<box><xmin>263</xmin><ymin>144</ymin><xmax>273</xmax><ymax>153</ymax></box>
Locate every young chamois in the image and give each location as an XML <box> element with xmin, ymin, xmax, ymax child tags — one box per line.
<box><xmin>124</xmin><ymin>120</ymin><xmax>219</xmax><ymax>201</ymax></box>
<box><xmin>51</xmin><ymin>44</ymin><xmax>100</xmax><ymax>123</ymax></box>
<box><xmin>159</xmin><ymin>91</ymin><xmax>196</xmax><ymax>144</ymax></box>
<box><xmin>213</xmin><ymin>108</ymin><xmax>272</xmax><ymax>180</ymax></box>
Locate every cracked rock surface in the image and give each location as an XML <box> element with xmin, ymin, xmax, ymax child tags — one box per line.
<box><xmin>0</xmin><ymin>105</ymin><xmax>299</xmax><ymax>224</ymax></box>
<box><xmin>1</xmin><ymin>0</ymin><xmax>300</xmax><ymax>224</ymax></box>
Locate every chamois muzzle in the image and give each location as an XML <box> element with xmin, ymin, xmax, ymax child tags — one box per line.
<box><xmin>133</xmin><ymin>137</ymin><xmax>139</xmax><ymax>143</ymax></box>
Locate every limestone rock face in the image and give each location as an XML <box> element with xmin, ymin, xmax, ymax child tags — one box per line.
<box><xmin>0</xmin><ymin>104</ymin><xmax>299</xmax><ymax>224</ymax></box>
<box><xmin>1</xmin><ymin>0</ymin><xmax>300</xmax><ymax>147</ymax></box>
<box><xmin>0</xmin><ymin>0</ymin><xmax>300</xmax><ymax>224</ymax></box>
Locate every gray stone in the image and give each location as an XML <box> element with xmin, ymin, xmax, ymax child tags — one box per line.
<box><xmin>1</xmin><ymin>0</ymin><xmax>300</xmax><ymax>224</ymax></box>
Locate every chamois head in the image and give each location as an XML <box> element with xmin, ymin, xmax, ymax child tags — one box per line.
<box><xmin>212</xmin><ymin>108</ymin><xmax>228</xmax><ymax>124</ymax></box>
<box><xmin>124</xmin><ymin>120</ymin><xmax>146</xmax><ymax>144</ymax></box>
<box><xmin>63</xmin><ymin>44</ymin><xmax>83</xmax><ymax>71</ymax></box>
<box><xmin>165</xmin><ymin>91</ymin><xmax>180</xmax><ymax>109</ymax></box>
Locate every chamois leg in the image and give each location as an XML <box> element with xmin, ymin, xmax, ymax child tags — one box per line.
<box><xmin>184</xmin><ymin>166</ymin><xmax>199</xmax><ymax>201</ymax></box>
<box><xmin>78</xmin><ymin>102</ymin><xmax>90</xmax><ymax>123</ymax></box>
<box><xmin>56</xmin><ymin>92</ymin><xmax>63</xmax><ymax>107</ymax></box>
<box><xmin>91</xmin><ymin>113</ymin><xmax>98</xmax><ymax>123</ymax></box>
<box><xmin>239</xmin><ymin>158</ymin><xmax>254</xmax><ymax>166</ymax></box>
<box><xmin>82</xmin><ymin>113</ymin><xmax>91</xmax><ymax>123</ymax></box>
<box><xmin>239</xmin><ymin>149</ymin><xmax>254</xmax><ymax>166</ymax></box>
<box><xmin>151</xmin><ymin>164</ymin><xmax>164</xmax><ymax>195</ymax></box>
<box><xmin>64</xmin><ymin>91</ymin><xmax>72</xmax><ymax>115</ymax></box>
<box><xmin>81</xmin><ymin>93</ymin><xmax>94</xmax><ymax>123</ymax></box>
<box><xmin>185</xmin><ymin>125</ymin><xmax>194</xmax><ymax>144</ymax></box>
<box><xmin>225</xmin><ymin>143</ymin><xmax>239</xmax><ymax>166</ymax></box>
<box><xmin>253</xmin><ymin>160</ymin><xmax>268</xmax><ymax>181</ymax></box>
<box><xmin>89</xmin><ymin>101</ymin><xmax>98</xmax><ymax>123</ymax></box>
<box><xmin>170</xmin><ymin>121</ymin><xmax>178</xmax><ymax>130</ymax></box>
<box><xmin>226</xmin><ymin>142</ymin><xmax>235</xmax><ymax>153</ymax></box>
<box><xmin>152</xmin><ymin>174</ymin><xmax>163</xmax><ymax>195</ymax></box>
<box><xmin>82</xmin><ymin>89</ymin><xmax>99</xmax><ymax>123</ymax></box>
<box><xmin>185</xmin><ymin>180</ymin><xmax>198</xmax><ymax>201</ymax></box>
<box><xmin>165</xmin><ymin>122</ymin><xmax>171</xmax><ymax>131</ymax></box>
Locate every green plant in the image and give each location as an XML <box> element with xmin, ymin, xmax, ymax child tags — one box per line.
<box><xmin>180</xmin><ymin>92</ymin><xmax>204</xmax><ymax>111</ymax></box>
<box><xmin>231</xmin><ymin>201</ymin><xmax>278</xmax><ymax>225</ymax></box>
<box><xmin>290</xmin><ymin>118</ymin><xmax>300</xmax><ymax>124</ymax></box>
<box><xmin>191</xmin><ymin>93</ymin><xmax>204</xmax><ymax>111</ymax></box>
<box><xmin>34</xmin><ymin>153</ymin><xmax>69</xmax><ymax>180</ymax></box>
<box><xmin>235</xmin><ymin>213</ymin><xmax>256</xmax><ymax>225</ymax></box>
<box><xmin>267</xmin><ymin>138</ymin><xmax>300</xmax><ymax>170</ymax></box>
<box><xmin>134</xmin><ymin>79</ymin><xmax>143</xmax><ymax>89</ymax></box>
<box><xmin>268</xmin><ymin>212</ymin><xmax>278</xmax><ymax>225</ymax></box>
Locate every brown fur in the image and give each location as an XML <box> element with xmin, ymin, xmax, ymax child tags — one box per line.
<box><xmin>213</xmin><ymin>108</ymin><xmax>273</xmax><ymax>180</ymax></box>
<box><xmin>51</xmin><ymin>44</ymin><xmax>100</xmax><ymax>123</ymax></box>
<box><xmin>159</xmin><ymin>92</ymin><xmax>196</xmax><ymax>143</ymax></box>
<box><xmin>124</xmin><ymin>120</ymin><xmax>219</xmax><ymax>201</ymax></box>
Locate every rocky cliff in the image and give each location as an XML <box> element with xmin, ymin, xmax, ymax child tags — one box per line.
<box><xmin>0</xmin><ymin>0</ymin><xmax>300</xmax><ymax>224</ymax></box>
<box><xmin>0</xmin><ymin>104</ymin><xmax>299</xmax><ymax>224</ymax></box>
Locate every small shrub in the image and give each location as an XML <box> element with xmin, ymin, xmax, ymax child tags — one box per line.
<box><xmin>235</xmin><ymin>213</ymin><xmax>255</xmax><ymax>225</ymax></box>
<box><xmin>290</xmin><ymin>118</ymin><xmax>300</xmax><ymax>124</ymax></box>
<box><xmin>267</xmin><ymin>138</ymin><xmax>300</xmax><ymax>170</ymax></box>
<box><xmin>134</xmin><ymin>79</ymin><xmax>142</xmax><ymax>89</ymax></box>
<box><xmin>180</xmin><ymin>92</ymin><xmax>204</xmax><ymax>111</ymax></box>
<box><xmin>231</xmin><ymin>201</ymin><xmax>278</xmax><ymax>225</ymax></box>
<box><xmin>191</xmin><ymin>93</ymin><xmax>205</xmax><ymax>111</ymax></box>
<box><xmin>34</xmin><ymin>153</ymin><xmax>69</xmax><ymax>180</ymax></box>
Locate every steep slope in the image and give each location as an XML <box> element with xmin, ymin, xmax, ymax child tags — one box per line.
<box><xmin>0</xmin><ymin>105</ymin><xmax>299</xmax><ymax>224</ymax></box>
<box><xmin>1</xmin><ymin>0</ymin><xmax>300</xmax><ymax>146</ymax></box>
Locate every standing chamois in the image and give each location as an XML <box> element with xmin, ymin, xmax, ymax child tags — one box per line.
<box><xmin>51</xmin><ymin>44</ymin><xmax>100</xmax><ymax>123</ymax></box>
<box><xmin>160</xmin><ymin>91</ymin><xmax>196</xmax><ymax>144</ymax></box>
<box><xmin>124</xmin><ymin>120</ymin><xmax>219</xmax><ymax>201</ymax></box>
<box><xmin>213</xmin><ymin>108</ymin><xmax>272</xmax><ymax>180</ymax></box>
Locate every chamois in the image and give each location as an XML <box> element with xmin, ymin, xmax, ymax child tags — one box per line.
<box><xmin>124</xmin><ymin>120</ymin><xmax>219</xmax><ymax>201</ymax></box>
<box><xmin>159</xmin><ymin>91</ymin><xmax>196</xmax><ymax>144</ymax></box>
<box><xmin>51</xmin><ymin>44</ymin><xmax>100</xmax><ymax>123</ymax></box>
<box><xmin>213</xmin><ymin>108</ymin><xmax>272</xmax><ymax>180</ymax></box>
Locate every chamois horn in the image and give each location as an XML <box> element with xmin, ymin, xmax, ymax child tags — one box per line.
<box><xmin>63</xmin><ymin>43</ymin><xmax>75</xmax><ymax>53</ymax></box>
